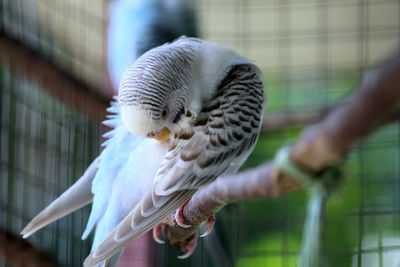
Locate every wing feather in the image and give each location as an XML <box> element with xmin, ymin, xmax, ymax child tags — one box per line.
<box><xmin>21</xmin><ymin>157</ymin><xmax>99</xmax><ymax>238</ymax></box>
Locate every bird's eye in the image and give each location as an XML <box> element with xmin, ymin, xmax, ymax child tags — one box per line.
<box><xmin>185</xmin><ymin>110</ymin><xmax>192</xmax><ymax>117</ymax></box>
<box><xmin>172</xmin><ymin>107</ymin><xmax>185</xmax><ymax>123</ymax></box>
<box><xmin>161</xmin><ymin>108</ymin><xmax>168</xmax><ymax>118</ymax></box>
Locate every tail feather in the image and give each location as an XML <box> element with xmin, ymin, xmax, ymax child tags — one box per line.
<box><xmin>20</xmin><ymin>157</ymin><xmax>100</xmax><ymax>238</ymax></box>
<box><xmin>98</xmin><ymin>251</ymin><xmax>122</xmax><ymax>267</ymax></box>
<box><xmin>83</xmin><ymin>190</ymin><xmax>194</xmax><ymax>267</ymax></box>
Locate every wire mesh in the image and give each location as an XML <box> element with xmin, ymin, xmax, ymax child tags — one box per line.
<box><xmin>0</xmin><ymin>64</ymin><xmax>102</xmax><ymax>266</ymax></box>
<box><xmin>0</xmin><ymin>0</ymin><xmax>108</xmax><ymax>95</ymax></box>
<box><xmin>1</xmin><ymin>0</ymin><xmax>400</xmax><ymax>267</ymax></box>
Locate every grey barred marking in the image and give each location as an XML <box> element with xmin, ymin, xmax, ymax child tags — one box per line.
<box><xmin>119</xmin><ymin>39</ymin><xmax>200</xmax><ymax>120</ymax></box>
<box><xmin>217</xmin><ymin>135</ymin><xmax>228</xmax><ymax>146</ymax></box>
<box><xmin>242</xmin><ymin>125</ymin><xmax>252</xmax><ymax>133</ymax></box>
<box><xmin>240</xmin><ymin>109</ymin><xmax>252</xmax><ymax>117</ymax></box>
<box><xmin>201</xmin><ymin>99</ymin><xmax>221</xmax><ymax>113</ymax></box>
<box><xmin>197</xmin><ymin>156</ymin><xmax>216</xmax><ymax>169</ymax></box>
<box><xmin>227</xmin><ymin>117</ymin><xmax>240</xmax><ymax>126</ymax></box>
<box><xmin>193</xmin><ymin>116</ymin><xmax>209</xmax><ymax>127</ymax></box>
<box><xmin>177</xmin><ymin>131</ymin><xmax>194</xmax><ymax>140</ymax></box>
<box><xmin>232</xmin><ymin>131</ymin><xmax>244</xmax><ymax>141</ymax></box>
<box><xmin>163</xmin><ymin>63</ymin><xmax>264</xmax><ymax>173</ymax></box>
<box><xmin>209</xmin><ymin>136</ymin><xmax>219</xmax><ymax>147</ymax></box>
<box><xmin>238</xmin><ymin>114</ymin><xmax>249</xmax><ymax>122</ymax></box>
<box><xmin>209</xmin><ymin>121</ymin><xmax>224</xmax><ymax>129</ymax></box>
<box><xmin>181</xmin><ymin>150</ymin><xmax>201</xmax><ymax>161</ymax></box>
<box><xmin>192</xmin><ymin>64</ymin><xmax>264</xmax><ymax>167</ymax></box>
<box><xmin>211</xmin><ymin>110</ymin><xmax>224</xmax><ymax>117</ymax></box>
<box><xmin>236</xmin><ymin>141</ymin><xmax>249</xmax><ymax>156</ymax></box>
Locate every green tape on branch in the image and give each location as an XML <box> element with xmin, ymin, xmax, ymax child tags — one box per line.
<box><xmin>274</xmin><ymin>146</ymin><xmax>344</xmax><ymax>267</ymax></box>
<box><xmin>274</xmin><ymin>146</ymin><xmax>314</xmax><ymax>184</ymax></box>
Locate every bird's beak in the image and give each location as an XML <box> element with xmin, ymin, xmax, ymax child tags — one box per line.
<box><xmin>147</xmin><ymin>127</ymin><xmax>170</xmax><ymax>142</ymax></box>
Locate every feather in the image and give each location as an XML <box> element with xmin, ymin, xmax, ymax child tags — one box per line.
<box><xmin>84</xmin><ymin>190</ymin><xmax>194</xmax><ymax>266</ymax></box>
<box><xmin>81</xmin><ymin>105</ymin><xmax>168</xmax><ymax>247</ymax></box>
<box><xmin>83</xmin><ymin>137</ymin><xmax>168</xmax><ymax>249</ymax></box>
<box><xmin>20</xmin><ymin>157</ymin><xmax>100</xmax><ymax>238</ymax></box>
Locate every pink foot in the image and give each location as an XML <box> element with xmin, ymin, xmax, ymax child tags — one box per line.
<box><xmin>200</xmin><ymin>214</ymin><xmax>216</xmax><ymax>237</ymax></box>
<box><xmin>174</xmin><ymin>202</ymin><xmax>191</xmax><ymax>228</ymax></box>
<box><xmin>152</xmin><ymin>224</ymin><xmax>166</xmax><ymax>244</ymax></box>
<box><xmin>177</xmin><ymin>232</ymin><xmax>199</xmax><ymax>259</ymax></box>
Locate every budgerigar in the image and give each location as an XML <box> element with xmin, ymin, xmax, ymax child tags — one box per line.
<box><xmin>21</xmin><ymin>37</ymin><xmax>265</xmax><ymax>267</ymax></box>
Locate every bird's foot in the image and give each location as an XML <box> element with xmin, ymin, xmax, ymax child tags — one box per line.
<box><xmin>199</xmin><ymin>214</ymin><xmax>216</xmax><ymax>237</ymax></box>
<box><xmin>177</xmin><ymin>232</ymin><xmax>199</xmax><ymax>259</ymax></box>
<box><xmin>153</xmin><ymin>202</ymin><xmax>216</xmax><ymax>259</ymax></box>
<box><xmin>152</xmin><ymin>224</ymin><xmax>166</xmax><ymax>244</ymax></box>
<box><xmin>174</xmin><ymin>201</ymin><xmax>191</xmax><ymax>228</ymax></box>
<box><xmin>174</xmin><ymin>200</ymin><xmax>216</xmax><ymax>236</ymax></box>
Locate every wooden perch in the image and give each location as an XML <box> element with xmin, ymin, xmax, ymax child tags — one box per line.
<box><xmin>260</xmin><ymin>107</ymin><xmax>334</xmax><ymax>133</ymax></box>
<box><xmin>166</xmin><ymin>163</ymin><xmax>301</xmax><ymax>247</ymax></box>
<box><xmin>291</xmin><ymin>49</ymin><xmax>400</xmax><ymax>172</ymax></box>
<box><xmin>165</xmin><ymin>49</ymin><xmax>400</xmax><ymax>249</ymax></box>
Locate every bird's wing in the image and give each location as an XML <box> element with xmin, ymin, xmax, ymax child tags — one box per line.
<box><xmin>20</xmin><ymin>157</ymin><xmax>99</xmax><ymax>238</ymax></box>
<box><xmin>84</xmin><ymin>64</ymin><xmax>265</xmax><ymax>266</ymax></box>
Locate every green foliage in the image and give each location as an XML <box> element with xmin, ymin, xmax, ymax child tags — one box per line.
<box><xmin>236</xmin><ymin>233</ymin><xmax>301</xmax><ymax>267</ymax></box>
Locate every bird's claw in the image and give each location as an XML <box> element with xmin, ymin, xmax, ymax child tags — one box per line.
<box><xmin>152</xmin><ymin>224</ymin><xmax>166</xmax><ymax>244</ymax></box>
<box><xmin>177</xmin><ymin>232</ymin><xmax>198</xmax><ymax>259</ymax></box>
<box><xmin>156</xmin><ymin>210</ymin><xmax>215</xmax><ymax>259</ymax></box>
<box><xmin>199</xmin><ymin>214</ymin><xmax>216</xmax><ymax>237</ymax></box>
<box><xmin>174</xmin><ymin>203</ymin><xmax>191</xmax><ymax>228</ymax></box>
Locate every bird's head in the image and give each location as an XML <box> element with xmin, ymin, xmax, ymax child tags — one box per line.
<box><xmin>118</xmin><ymin>37</ymin><xmax>201</xmax><ymax>142</ymax></box>
<box><xmin>118</xmin><ymin>37</ymin><xmax>249</xmax><ymax>142</ymax></box>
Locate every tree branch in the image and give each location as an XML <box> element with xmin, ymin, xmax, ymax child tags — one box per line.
<box><xmin>166</xmin><ymin>163</ymin><xmax>301</xmax><ymax>246</ymax></box>
<box><xmin>260</xmin><ymin>106</ymin><xmax>335</xmax><ymax>133</ymax></box>
<box><xmin>164</xmin><ymin>49</ymin><xmax>400</xmax><ymax>249</ymax></box>
<box><xmin>291</xmin><ymin>49</ymin><xmax>400</xmax><ymax>172</ymax></box>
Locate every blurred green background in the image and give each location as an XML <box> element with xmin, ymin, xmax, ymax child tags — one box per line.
<box><xmin>1</xmin><ymin>1</ymin><xmax>400</xmax><ymax>267</ymax></box>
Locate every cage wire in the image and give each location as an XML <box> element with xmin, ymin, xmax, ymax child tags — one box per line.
<box><xmin>1</xmin><ymin>0</ymin><xmax>400</xmax><ymax>267</ymax></box>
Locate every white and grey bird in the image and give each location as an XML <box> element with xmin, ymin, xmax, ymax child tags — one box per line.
<box><xmin>20</xmin><ymin>37</ymin><xmax>265</xmax><ymax>267</ymax></box>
